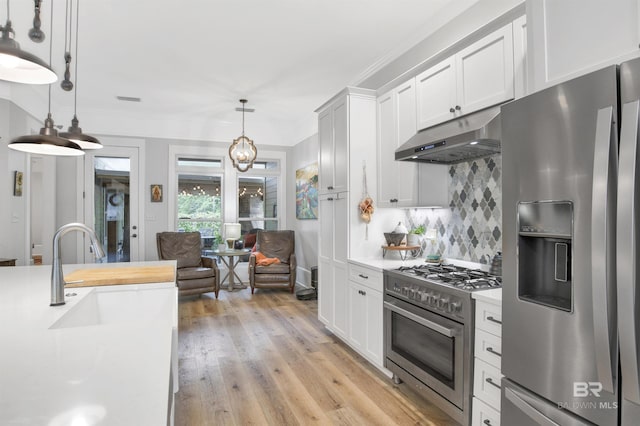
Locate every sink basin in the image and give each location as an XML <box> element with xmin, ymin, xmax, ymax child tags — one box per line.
<box><xmin>50</xmin><ymin>287</ymin><xmax>176</xmax><ymax>329</ymax></box>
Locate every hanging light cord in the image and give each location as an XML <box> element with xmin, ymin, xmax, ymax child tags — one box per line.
<box><xmin>47</xmin><ymin>0</ymin><xmax>53</xmax><ymax>114</ymax></box>
<box><xmin>6</xmin><ymin>0</ymin><xmax>10</xmax><ymax>19</ymax></box>
<box><xmin>63</xmin><ymin>0</ymin><xmax>73</xmax><ymax>55</ymax></box>
<box><xmin>73</xmin><ymin>0</ymin><xmax>80</xmax><ymax>115</ymax></box>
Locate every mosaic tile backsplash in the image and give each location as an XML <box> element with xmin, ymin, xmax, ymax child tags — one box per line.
<box><xmin>406</xmin><ymin>155</ymin><xmax>502</xmax><ymax>265</ymax></box>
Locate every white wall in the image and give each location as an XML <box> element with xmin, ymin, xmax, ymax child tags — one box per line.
<box><xmin>286</xmin><ymin>134</ymin><xmax>319</xmax><ymax>287</ymax></box>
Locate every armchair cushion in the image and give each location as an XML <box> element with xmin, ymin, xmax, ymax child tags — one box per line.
<box><xmin>256</xmin><ymin>230</ymin><xmax>295</xmax><ymax>263</ymax></box>
<box><xmin>255</xmin><ymin>263</ymin><xmax>290</xmax><ymax>274</ymax></box>
<box><xmin>156</xmin><ymin>232</ymin><xmax>202</xmax><ymax>269</ymax></box>
<box><xmin>177</xmin><ymin>267</ymin><xmax>215</xmax><ymax>280</ymax></box>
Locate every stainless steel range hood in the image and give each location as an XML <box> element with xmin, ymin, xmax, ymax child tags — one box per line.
<box><xmin>395</xmin><ymin>106</ymin><xmax>502</xmax><ymax>164</ymax></box>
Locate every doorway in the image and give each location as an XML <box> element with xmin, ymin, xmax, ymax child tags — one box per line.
<box><xmin>84</xmin><ymin>146</ymin><xmax>140</xmax><ymax>262</ymax></box>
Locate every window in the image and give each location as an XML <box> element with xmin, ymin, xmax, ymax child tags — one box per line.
<box><xmin>238</xmin><ymin>160</ymin><xmax>279</xmax><ymax>234</ymax></box>
<box><xmin>176</xmin><ymin>158</ymin><xmax>223</xmax><ymax>254</ymax></box>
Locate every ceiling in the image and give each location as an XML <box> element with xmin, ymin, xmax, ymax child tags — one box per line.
<box><xmin>2</xmin><ymin>0</ymin><xmax>478</xmax><ymax>146</ymax></box>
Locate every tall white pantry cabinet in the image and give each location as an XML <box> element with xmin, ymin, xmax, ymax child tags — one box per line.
<box><xmin>316</xmin><ymin>88</ymin><xmax>378</xmax><ymax>347</ymax></box>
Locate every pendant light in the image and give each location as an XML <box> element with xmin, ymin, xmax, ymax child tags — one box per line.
<box><xmin>229</xmin><ymin>99</ymin><xmax>257</xmax><ymax>172</ymax></box>
<box><xmin>9</xmin><ymin>0</ymin><xmax>83</xmax><ymax>157</ymax></box>
<box><xmin>59</xmin><ymin>0</ymin><xmax>101</xmax><ymax>149</ymax></box>
<box><xmin>0</xmin><ymin>0</ymin><xmax>56</xmax><ymax>84</ymax></box>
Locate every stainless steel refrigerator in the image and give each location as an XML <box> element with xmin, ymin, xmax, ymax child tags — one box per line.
<box><xmin>501</xmin><ymin>57</ymin><xmax>640</xmax><ymax>425</ymax></box>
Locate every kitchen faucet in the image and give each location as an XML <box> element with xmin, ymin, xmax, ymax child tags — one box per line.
<box><xmin>51</xmin><ymin>223</ymin><xmax>106</xmax><ymax>306</ymax></box>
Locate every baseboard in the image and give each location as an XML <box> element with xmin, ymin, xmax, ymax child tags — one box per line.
<box><xmin>296</xmin><ymin>266</ymin><xmax>311</xmax><ymax>288</ymax></box>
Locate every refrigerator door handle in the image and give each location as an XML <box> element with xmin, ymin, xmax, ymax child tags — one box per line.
<box><xmin>618</xmin><ymin>99</ymin><xmax>640</xmax><ymax>403</ymax></box>
<box><xmin>591</xmin><ymin>105</ymin><xmax>618</xmax><ymax>394</ymax></box>
<box><xmin>505</xmin><ymin>387</ymin><xmax>561</xmax><ymax>426</ymax></box>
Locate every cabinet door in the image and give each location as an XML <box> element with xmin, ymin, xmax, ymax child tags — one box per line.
<box><xmin>332</xmin><ymin>194</ymin><xmax>349</xmax><ymax>338</ymax></box>
<box><xmin>513</xmin><ymin>15</ymin><xmax>528</xmax><ymax>99</ymax></box>
<box><xmin>333</xmin><ymin>263</ymin><xmax>349</xmax><ymax>339</ymax></box>
<box><xmin>348</xmin><ymin>281</ymin><xmax>367</xmax><ymax>352</ymax></box>
<box><xmin>376</xmin><ymin>90</ymin><xmax>398</xmax><ymax>207</ymax></box>
<box><xmin>528</xmin><ymin>0</ymin><xmax>640</xmax><ymax>91</ymax></box>
<box><xmin>318</xmin><ymin>195</ymin><xmax>334</xmax><ymax>326</ymax></box>
<box><xmin>318</xmin><ymin>108</ymin><xmax>334</xmax><ymax>193</ymax></box>
<box><xmin>318</xmin><ymin>258</ymin><xmax>333</xmax><ymax>327</ymax></box>
<box><xmin>395</xmin><ymin>79</ymin><xmax>419</xmax><ymax>206</ymax></box>
<box><xmin>364</xmin><ymin>288</ymin><xmax>383</xmax><ymax>367</ymax></box>
<box><xmin>456</xmin><ymin>24</ymin><xmax>514</xmax><ymax>115</ymax></box>
<box><xmin>416</xmin><ymin>56</ymin><xmax>457</xmax><ymax>130</ymax></box>
<box><xmin>332</xmin><ymin>98</ymin><xmax>349</xmax><ymax>193</ymax></box>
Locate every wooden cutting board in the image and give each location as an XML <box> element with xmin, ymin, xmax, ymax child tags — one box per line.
<box><xmin>64</xmin><ymin>265</ymin><xmax>175</xmax><ymax>288</ymax></box>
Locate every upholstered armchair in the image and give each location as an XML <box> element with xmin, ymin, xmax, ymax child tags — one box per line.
<box><xmin>248</xmin><ymin>230</ymin><xmax>296</xmax><ymax>293</ymax></box>
<box><xmin>156</xmin><ymin>231</ymin><xmax>220</xmax><ymax>298</ymax></box>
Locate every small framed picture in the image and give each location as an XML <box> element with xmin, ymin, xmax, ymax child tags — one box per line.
<box><xmin>150</xmin><ymin>184</ymin><xmax>163</xmax><ymax>202</ymax></box>
<box><xmin>13</xmin><ymin>171</ymin><xmax>23</xmax><ymax>197</ymax></box>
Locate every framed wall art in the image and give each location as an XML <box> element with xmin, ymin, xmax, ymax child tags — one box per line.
<box><xmin>13</xmin><ymin>171</ymin><xmax>23</xmax><ymax>197</ymax></box>
<box><xmin>295</xmin><ymin>162</ymin><xmax>318</xmax><ymax>220</ymax></box>
<box><xmin>150</xmin><ymin>184</ymin><xmax>163</xmax><ymax>202</ymax></box>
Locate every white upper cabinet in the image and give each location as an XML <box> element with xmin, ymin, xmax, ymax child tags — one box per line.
<box><xmin>416</xmin><ymin>23</ymin><xmax>515</xmax><ymax>131</ymax></box>
<box><xmin>513</xmin><ymin>15</ymin><xmax>528</xmax><ymax>98</ymax></box>
<box><xmin>318</xmin><ymin>96</ymin><xmax>349</xmax><ymax>194</ymax></box>
<box><xmin>416</xmin><ymin>57</ymin><xmax>457</xmax><ymax>130</ymax></box>
<box><xmin>527</xmin><ymin>0</ymin><xmax>640</xmax><ymax>92</ymax></box>
<box><xmin>377</xmin><ymin>78</ymin><xmax>448</xmax><ymax>208</ymax></box>
<box><xmin>455</xmin><ymin>24</ymin><xmax>514</xmax><ymax>114</ymax></box>
<box><xmin>377</xmin><ymin>79</ymin><xmax>419</xmax><ymax>207</ymax></box>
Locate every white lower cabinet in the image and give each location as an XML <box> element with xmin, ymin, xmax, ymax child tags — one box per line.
<box><xmin>344</xmin><ymin>262</ymin><xmax>385</xmax><ymax>370</ymax></box>
<box><xmin>472</xmin><ymin>397</ymin><xmax>500</xmax><ymax>426</ymax></box>
<box><xmin>472</xmin><ymin>297</ymin><xmax>503</xmax><ymax>426</ymax></box>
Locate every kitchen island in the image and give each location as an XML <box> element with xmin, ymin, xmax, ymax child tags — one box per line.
<box><xmin>0</xmin><ymin>261</ymin><xmax>178</xmax><ymax>426</ymax></box>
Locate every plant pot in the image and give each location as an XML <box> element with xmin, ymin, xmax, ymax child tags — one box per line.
<box><xmin>407</xmin><ymin>234</ymin><xmax>422</xmax><ymax>247</ymax></box>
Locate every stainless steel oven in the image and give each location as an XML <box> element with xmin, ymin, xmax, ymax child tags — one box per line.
<box><xmin>383</xmin><ymin>264</ymin><xmax>500</xmax><ymax>426</ymax></box>
<box><xmin>384</xmin><ymin>297</ymin><xmax>465</xmax><ymax>407</ymax></box>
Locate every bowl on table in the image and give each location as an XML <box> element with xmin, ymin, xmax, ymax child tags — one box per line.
<box><xmin>384</xmin><ymin>232</ymin><xmax>406</xmax><ymax>246</ymax></box>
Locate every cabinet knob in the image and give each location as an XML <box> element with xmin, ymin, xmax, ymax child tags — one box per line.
<box><xmin>449</xmin><ymin>107</ymin><xmax>455</xmax><ymax>113</ymax></box>
<box><xmin>327</xmin><ymin>197</ymin><xmax>334</xmax><ymax>201</ymax></box>
<box><xmin>358</xmin><ymin>274</ymin><xmax>369</xmax><ymax>279</ymax></box>
<box><xmin>390</xmin><ymin>198</ymin><xmax>398</xmax><ymax>203</ymax></box>
<box><xmin>483</xmin><ymin>420</ymin><xmax>492</xmax><ymax>426</ymax></box>
<box><xmin>327</xmin><ymin>186</ymin><xmax>334</xmax><ymax>190</ymax></box>
<box><xmin>455</xmin><ymin>105</ymin><xmax>461</xmax><ymax>111</ymax></box>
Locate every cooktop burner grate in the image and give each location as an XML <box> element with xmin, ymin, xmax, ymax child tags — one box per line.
<box><xmin>393</xmin><ymin>263</ymin><xmax>502</xmax><ymax>291</ymax></box>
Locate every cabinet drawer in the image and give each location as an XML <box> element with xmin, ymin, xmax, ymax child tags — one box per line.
<box><xmin>475</xmin><ymin>300</ymin><xmax>502</xmax><ymax>337</ymax></box>
<box><xmin>348</xmin><ymin>263</ymin><xmax>382</xmax><ymax>292</ymax></box>
<box><xmin>475</xmin><ymin>329</ymin><xmax>502</xmax><ymax>370</ymax></box>
<box><xmin>472</xmin><ymin>396</ymin><xmax>500</xmax><ymax>426</ymax></box>
<box><xmin>473</xmin><ymin>358</ymin><xmax>502</xmax><ymax>410</ymax></box>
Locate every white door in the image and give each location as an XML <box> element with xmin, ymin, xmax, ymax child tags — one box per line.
<box><xmin>84</xmin><ymin>146</ymin><xmax>141</xmax><ymax>262</ymax></box>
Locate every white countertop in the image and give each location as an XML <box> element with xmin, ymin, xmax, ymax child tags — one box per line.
<box><xmin>472</xmin><ymin>288</ymin><xmax>502</xmax><ymax>304</ymax></box>
<box><xmin>349</xmin><ymin>256</ymin><xmax>492</xmax><ymax>272</ymax></box>
<box><xmin>0</xmin><ymin>261</ymin><xmax>177</xmax><ymax>426</ymax></box>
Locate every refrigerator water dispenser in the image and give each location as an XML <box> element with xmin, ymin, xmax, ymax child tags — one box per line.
<box><xmin>517</xmin><ymin>201</ymin><xmax>573</xmax><ymax>312</ymax></box>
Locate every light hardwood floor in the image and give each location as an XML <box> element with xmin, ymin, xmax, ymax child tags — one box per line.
<box><xmin>175</xmin><ymin>287</ymin><xmax>459</xmax><ymax>426</ymax></box>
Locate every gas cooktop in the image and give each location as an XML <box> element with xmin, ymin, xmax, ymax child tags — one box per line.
<box><xmin>394</xmin><ymin>263</ymin><xmax>502</xmax><ymax>291</ymax></box>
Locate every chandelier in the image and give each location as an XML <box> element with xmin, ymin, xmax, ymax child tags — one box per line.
<box><xmin>229</xmin><ymin>99</ymin><xmax>257</xmax><ymax>172</ymax></box>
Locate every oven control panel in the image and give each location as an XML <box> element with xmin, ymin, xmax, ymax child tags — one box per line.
<box><xmin>387</xmin><ymin>278</ymin><xmax>466</xmax><ymax>320</ymax></box>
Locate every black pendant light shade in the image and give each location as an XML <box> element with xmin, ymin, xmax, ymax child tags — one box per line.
<box><xmin>59</xmin><ymin>115</ymin><xmax>102</xmax><ymax>149</ymax></box>
<box><xmin>0</xmin><ymin>19</ymin><xmax>56</xmax><ymax>84</ymax></box>
<box><xmin>10</xmin><ymin>113</ymin><xmax>84</xmax><ymax>156</ymax></box>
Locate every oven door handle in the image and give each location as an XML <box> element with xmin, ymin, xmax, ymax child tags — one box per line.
<box><xmin>383</xmin><ymin>301</ymin><xmax>457</xmax><ymax>337</ymax></box>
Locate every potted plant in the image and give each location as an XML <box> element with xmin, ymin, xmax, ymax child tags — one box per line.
<box><xmin>407</xmin><ymin>224</ymin><xmax>425</xmax><ymax>246</ymax></box>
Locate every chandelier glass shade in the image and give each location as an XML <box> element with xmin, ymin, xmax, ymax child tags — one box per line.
<box><xmin>229</xmin><ymin>99</ymin><xmax>257</xmax><ymax>172</ymax></box>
